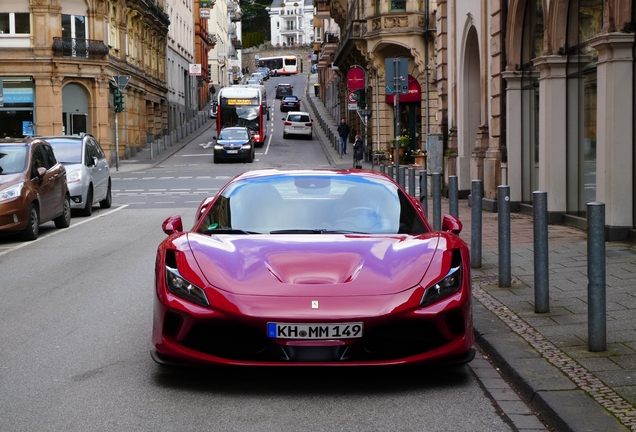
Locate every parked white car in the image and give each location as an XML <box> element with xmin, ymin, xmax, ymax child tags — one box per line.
<box><xmin>46</xmin><ymin>134</ymin><xmax>112</xmax><ymax>216</ymax></box>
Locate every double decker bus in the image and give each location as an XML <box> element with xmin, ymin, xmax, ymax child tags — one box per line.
<box><xmin>217</xmin><ymin>86</ymin><xmax>268</xmax><ymax>146</ymax></box>
<box><xmin>256</xmin><ymin>55</ymin><xmax>298</xmax><ymax>76</ymax></box>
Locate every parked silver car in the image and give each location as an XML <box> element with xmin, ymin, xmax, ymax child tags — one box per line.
<box><xmin>46</xmin><ymin>134</ymin><xmax>112</xmax><ymax>216</ymax></box>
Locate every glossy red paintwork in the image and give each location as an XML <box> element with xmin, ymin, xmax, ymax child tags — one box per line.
<box><xmin>152</xmin><ymin>169</ymin><xmax>474</xmax><ymax>367</ymax></box>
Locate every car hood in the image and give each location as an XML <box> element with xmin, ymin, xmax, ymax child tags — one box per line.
<box><xmin>217</xmin><ymin>139</ymin><xmax>250</xmax><ymax>146</ymax></box>
<box><xmin>187</xmin><ymin>233</ymin><xmax>442</xmax><ymax>296</ymax></box>
<box><xmin>0</xmin><ymin>173</ymin><xmax>24</xmax><ymax>187</ymax></box>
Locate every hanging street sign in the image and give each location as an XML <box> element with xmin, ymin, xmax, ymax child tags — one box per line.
<box><xmin>347</xmin><ymin>91</ymin><xmax>357</xmax><ymax>110</ymax></box>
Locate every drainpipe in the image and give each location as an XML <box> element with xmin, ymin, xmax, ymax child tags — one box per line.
<box><xmin>500</xmin><ymin>0</ymin><xmax>508</xmax><ymax>184</ymax></box>
<box><xmin>375</xmin><ymin>68</ymin><xmax>380</xmax><ymax>151</ymax></box>
<box><xmin>425</xmin><ymin>0</ymin><xmax>430</xmax><ymax>141</ymax></box>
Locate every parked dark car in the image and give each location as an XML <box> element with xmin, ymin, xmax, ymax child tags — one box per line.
<box><xmin>0</xmin><ymin>137</ymin><xmax>71</xmax><ymax>240</ymax></box>
<box><xmin>275</xmin><ymin>83</ymin><xmax>293</xmax><ymax>99</ymax></box>
<box><xmin>213</xmin><ymin>126</ymin><xmax>255</xmax><ymax>163</ymax></box>
<box><xmin>280</xmin><ymin>95</ymin><xmax>301</xmax><ymax>112</ymax></box>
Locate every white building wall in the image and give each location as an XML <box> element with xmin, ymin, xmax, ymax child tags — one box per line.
<box><xmin>209</xmin><ymin>0</ymin><xmax>229</xmax><ymax>88</ymax></box>
<box><xmin>166</xmin><ymin>0</ymin><xmax>197</xmax><ymax>130</ymax></box>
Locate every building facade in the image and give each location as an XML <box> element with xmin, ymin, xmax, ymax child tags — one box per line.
<box><xmin>270</xmin><ymin>0</ymin><xmax>315</xmax><ymax>47</ymax></box>
<box><xmin>316</xmin><ymin>0</ymin><xmax>636</xmax><ymax>239</ymax></box>
<box><xmin>165</xmin><ymin>0</ymin><xmax>198</xmax><ymax>134</ymax></box>
<box><xmin>0</xmin><ymin>0</ymin><xmax>170</xmax><ymax>163</ymax></box>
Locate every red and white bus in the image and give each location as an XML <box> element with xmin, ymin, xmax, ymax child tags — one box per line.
<box><xmin>257</xmin><ymin>55</ymin><xmax>298</xmax><ymax>76</ymax></box>
<box><xmin>217</xmin><ymin>86</ymin><xmax>268</xmax><ymax>146</ymax></box>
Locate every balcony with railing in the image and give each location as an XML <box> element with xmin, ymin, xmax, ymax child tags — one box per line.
<box><xmin>318</xmin><ymin>32</ymin><xmax>338</xmax><ymax>66</ymax></box>
<box><xmin>52</xmin><ymin>37</ymin><xmax>109</xmax><ymax>59</ymax></box>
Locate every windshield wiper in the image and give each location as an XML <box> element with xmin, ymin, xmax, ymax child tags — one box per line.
<box><xmin>269</xmin><ymin>229</ymin><xmax>368</xmax><ymax>234</ymax></box>
<box><xmin>202</xmin><ymin>228</ymin><xmax>260</xmax><ymax>235</ymax></box>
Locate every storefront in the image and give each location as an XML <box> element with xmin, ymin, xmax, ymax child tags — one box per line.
<box><xmin>0</xmin><ymin>77</ymin><xmax>35</xmax><ymax>138</ymax></box>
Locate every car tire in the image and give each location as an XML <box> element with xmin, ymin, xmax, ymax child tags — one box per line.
<box><xmin>81</xmin><ymin>187</ymin><xmax>93</xmax><ymax>217</ymax></box>
<box><xmin>283</xmin><ymin>133</ymin><xmax>288</xmax><ymax>139</ymax></box>
<box><xmin>100</xmin><ymin>180</ymin><xmax>112</xmax><ymax>209</ymax></box>
<box><xmin>21</xmin><ymin>203</ymin><xmax>39</xmax><ymax>241</ymax></box>
<box><xmin>54</xmin><ymin>195</ymin><xmax>71</xmax><ymax>228</ymax></box>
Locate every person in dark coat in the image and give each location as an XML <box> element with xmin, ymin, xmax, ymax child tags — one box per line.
<box><xmin>353</xmin><ymin>134</ymin><xmax>364</xmax><ymax>169</ymax></box>
<box><xmin>337</xmin><ymin>119</ymin><xmax>350</xmax><ymax>155</ymax></box>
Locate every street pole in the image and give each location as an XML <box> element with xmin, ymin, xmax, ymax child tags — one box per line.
<box><xmin>115</xmin><ymin>111</ymin><xmax>120</xmax><ymax>171</ymax></box>
<box><xmin>393</xmin><ymin>58</ymin><xmax>400</xmax><ymax>171</ymax></box>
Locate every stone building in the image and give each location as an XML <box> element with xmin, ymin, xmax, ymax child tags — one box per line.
<box><xmin>316</xmin><ymin>0</ymin><xmax>636</xmax><ymax>239</ymax></box>
<box><xmin>0</xmin><ymin>0</ymin><xmax>169</xmax><ymax>163</ymax></box>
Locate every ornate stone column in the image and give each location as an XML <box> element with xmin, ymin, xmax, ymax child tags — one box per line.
<box><xmin>502</xmin><ymin>70</ymin><xmax>522</xmax><ymax>203</ymax></box>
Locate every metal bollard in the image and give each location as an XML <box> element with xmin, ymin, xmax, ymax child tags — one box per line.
<box><xmin>471</xmin><ymin>180</ymin><xmax>483</xmax><ymax>268</ymax></box>
<box><xmin>380</xmin><ymin>164</ymin><xmax>386</xmax><ymax>175</ymax></box>
<box><xmin>408</xmin><ymin>167</ymin><xmax>415</xmax><ymax>197</ymax></box>
<box><xmin>587</xmin><ymin>202</ymin><xmax>606</xmax><ymax>352</ymax></box>
<box><xmin>432</xmin><ymin>173</ymin><xmax>442</xmax><ymax>231</ymax></box>
<box><xmin>419</xmin><ymin>170</ymin><xmax>428</xmax><ymax>218</ymax></box>
<box><xmin>498</xmin><ymin>185</ymin><xmax>511</xmax><ymax>287</ymax></box>
<box><xmin>398</xmin><ymin>166</ymin><xmax>406</xmax><ymax>189</ymax></box>
<box><xmin>449</xmin><ymin>175</ymin><xmax>458</xmax><ymax>218</ymax></box>
<box><xmin>387</xmin><ymin>165</ymin><xmax>394</xmax><ymax>181</ymax></box>
<box><xmin>533</xmin><ymin>191</ymin><xmax>549</xmax><ymax>313</ymax></box>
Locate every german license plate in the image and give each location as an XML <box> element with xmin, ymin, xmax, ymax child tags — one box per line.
<box><xmin>226</xmin><ymin>149</ymin><xmax>239</xmax><ymax>154</ymax></box>
<box><xmin>267</xmin><ymin>322</ymin><xmax>363</xmax><ymax>339</ymax></box>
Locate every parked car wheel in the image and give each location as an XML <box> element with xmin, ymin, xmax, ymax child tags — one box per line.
<box><xmin>100</xmin><ymin>181</ymin><xmax>112</xmax><ymax>209</ymax></box>
<box><xmin>81</xmin><ymin>187</ymin><xmax>93</xmax><ymax>216</ymax></box>
<box><xmin>21</xmin><ymin>203</ymin><xmax>39</xmax><ymax>241</ymax></box>
<box><xmin>54</xmin><ymin>195</ymin><xmax>72</xmax><ymax>228</ymax></box>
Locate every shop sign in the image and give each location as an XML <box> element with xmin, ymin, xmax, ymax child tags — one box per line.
<box><xmin>347</xmin><ymin>66</ymin><xmax>365</xmax><ymax>91</ymax></box>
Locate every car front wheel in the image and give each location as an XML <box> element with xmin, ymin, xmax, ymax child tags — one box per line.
<box><xmin>21</xmin><ymin>203</ymin><xmax>39</xmax><ymax>241</ymax></box>
<box><xmin>81</xmin><ymin>187</ymin><xmax>93</xmax><ymax>216</ymax></box>
<box><xmin>54</xmin><ymin>195</ymin><xmax>71</xmax><ymax>228</ymax></box>
<box><xmin>100</xmin><ymin>181</ymin><xmax>112</xmax><ymax>209</ymax></box>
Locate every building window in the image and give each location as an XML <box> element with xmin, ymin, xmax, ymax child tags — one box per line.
<box><xmin>390</xmin><ymin>0</ymin><xmax>406</xmax><ymax>11</ymax></box>
<box><xmin>0</xmin><ymin>13</ymin><xmax>30</xmax><ymax>35</ymax></box>
<box><xmin>565</xmin><ymin>0</ymin><xmax>602</xmax><ymax>218</ymax></box>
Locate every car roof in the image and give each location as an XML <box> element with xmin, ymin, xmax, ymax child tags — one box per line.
<box><xmin>277</xmin><ymin>83</ymin><xmax>292</xmax><ymax>87</ymax></box>
<box><xmin>282</xmin><ymin>95</ymin><xmax>299</xmax><ymax>99</ymax></box>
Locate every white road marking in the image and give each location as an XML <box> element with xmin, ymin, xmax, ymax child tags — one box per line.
<box><xmin>198</xmin><ymin>141</ymin><xmax>215</xmax><ymax>149</ymax></box>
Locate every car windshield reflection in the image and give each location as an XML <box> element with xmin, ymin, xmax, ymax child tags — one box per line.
<box><xmin>197</xmin><ymin>174</ymin><xmax>429</xmax><ymax>235</ymax></box>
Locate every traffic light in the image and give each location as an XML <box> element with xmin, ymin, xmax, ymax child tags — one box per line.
<box><xmin>113</xmin><ymin>88</ymin><xmax>124</xmax><ymax>112</ymax></box>
<box><xmin>355</xmin><ymin>89</ymin><xmax>366</xmax><ymax>108</ymax></box>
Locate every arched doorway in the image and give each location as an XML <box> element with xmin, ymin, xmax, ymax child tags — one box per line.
<box><xmin>458</xmin><ymin>25</ymin><xmax>481</xmax><ymax>188</ymax></box>
<box><xmin>62</xmin><ymin>83</ymin><xmax>89</xmax><ymax>136</ymax></box>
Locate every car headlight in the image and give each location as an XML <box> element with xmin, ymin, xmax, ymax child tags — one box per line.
<box><xmin>0</xmin><ymin>182</ymin><xmax>24</xmax><ymax>203</ymax></box>
<box><xmin>165</xmin><ymin>265</ymin><xmax>210</xmax><ymax>307</ymax></box>
<box><xmin>67</xmin><ymin>170</ymin><xmax>82</xmax><ymax>183</ymax></box>
<box><xmin>420</xmin><ymin>264</ymin><xmax>462</xmax><ymax>307</ymax></box>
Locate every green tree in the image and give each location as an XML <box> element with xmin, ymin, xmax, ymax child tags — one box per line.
<box><xmin>240</xmin><ymin>1</ymin><xmax>271</xmax><ymax>42</ymax></box>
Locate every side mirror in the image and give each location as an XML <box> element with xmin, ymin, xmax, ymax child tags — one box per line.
<box><xmin>162</xmin><ymin>215</ymin><xmax>183</xmax><ymax>235</ymax></box>
<box><xmin>441</xmin><ymin>214</ymin><xmax>463</xmax><ymax>235</ymax></box>
<box><xmin>36</xmin><ymin>167</ymin><xmax>46</xmax><ymax>178</ymax></box>
<box><xmin>91</xmin><ymin>156</ymin><xmax>98</xmax><ymax>167</ymax></box>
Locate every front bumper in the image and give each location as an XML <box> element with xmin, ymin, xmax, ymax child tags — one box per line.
<box><xmin>152</xmin><ymin>287</ymin><xmax>474</xmax><ymax>367</ymax></box>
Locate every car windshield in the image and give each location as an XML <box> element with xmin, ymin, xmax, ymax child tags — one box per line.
<box><xmin>288</xmin><ymin>114</ymin><xmax>310</xmax><ymax>122</ymax></box>
<box><xmin>283</xmin><ymin>96</ymin><xmax>298</xmax><ymax>102</ymax></box>
<box><xmin>197</xmin><ymin>174</ymin><xmax>429</xmax><ymax>235</ymax></box>
<box><xmin>47</xmin><ymin>140</ymin><xmax>81</xmax><ymax>164</ymax></box>
<box><xmin>0</xmin><ymin>146</ymin><xmax>28</xmax><ymax>175</ymax></box>
<box><xmin>219</xmin><ymin>129</ymin><xmax>249</xmax><ymax>140</ymax></box>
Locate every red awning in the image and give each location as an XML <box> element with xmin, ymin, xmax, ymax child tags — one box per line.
<box><xmin>386</xmin><ymin>75</ymin><xmax>421</xmax><ymax>104</ymax></box>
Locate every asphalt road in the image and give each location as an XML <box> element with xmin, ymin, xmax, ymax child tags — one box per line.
<box><xmin>0</xmin><ymin>74</ymin><xmax>533</xmax><ymax>432</ymax></box>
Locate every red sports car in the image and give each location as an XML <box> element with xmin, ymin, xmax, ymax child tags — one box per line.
<box><xmin>152</xmin><ymin>169</ymin><xmax>474</xmax><ymax>366</ymax></box>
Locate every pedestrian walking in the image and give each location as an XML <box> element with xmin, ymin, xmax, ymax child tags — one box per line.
<box><xmin>353</xmin><ymin>134</ymin><xmax>364</xmax><ymax>169</ymax></box>
<box><xmin>337</xmin><ymin>118</ymin><xmax>350</xmax><ymax>155</ymax></box>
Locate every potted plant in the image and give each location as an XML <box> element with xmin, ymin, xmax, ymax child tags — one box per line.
<box><xmin>390</xmin><ymin>135</ymin><xmax>409</xmax><ymax>161</ymax></box>
<box><xmin>412</xmin><ymin>148</ymin><xmax>427</xmax><ymax>167</ymax></box>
